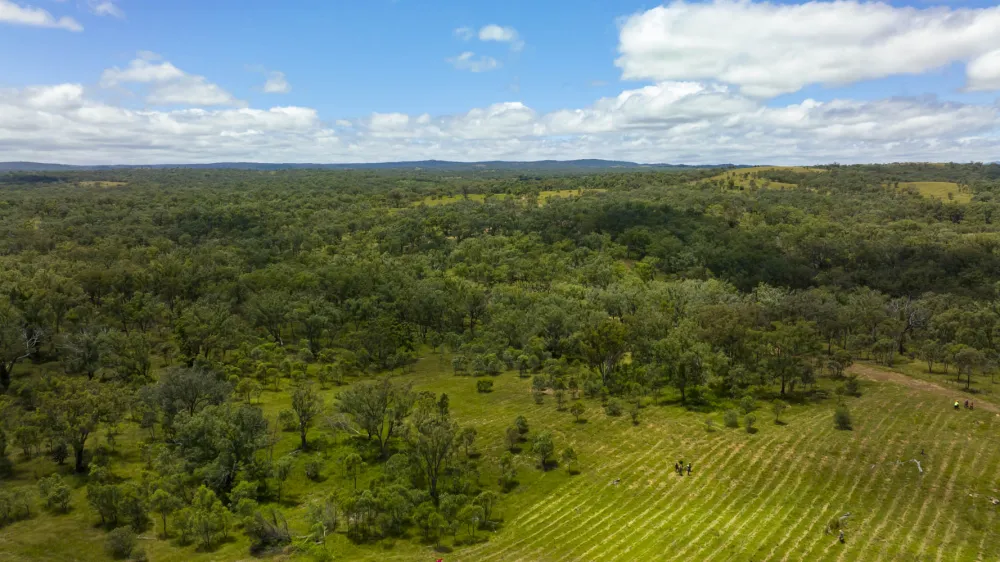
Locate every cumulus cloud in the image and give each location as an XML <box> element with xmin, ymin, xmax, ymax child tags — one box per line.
<box><xmin>447</xmin><ymin>52</ymin><xmax>500</xmax><ymax>73</ymax></box>
<box><xmin>101</xmin><ymin>53</ymin><xmax>242</xmax><ymax>106</ymax></box>
<box><xmin>89</xmin><ymin>0</ymin><xmax>123</xmax><ymax>18</ymax></box>
<box><xmin>0</xmin><ymin>0</ymin><xmax>82</xmax><ymax>31</ymax></box>
<box><xmin>616</xmin><ymin>0</ymin><xmax>1000</xmax><ymax>97</ymax></box>
<box><xmin>478</xmin><ymin>24</ymin><xmax>523</xmax><ymax>51</ymax></box>
<box><xmin>966</xmin><ymin>49</ymin><xmax>1000</xmax><ymax>92</ymax></box>
<box><xmin>5</xmin><ymin>61</ymin><xmax>1000</xmax><ymax>165</ymax></box>
<box><xmin>263</xmin><ymin>71</ymin><xmax>291</xmax><ymax>94</ymax></box>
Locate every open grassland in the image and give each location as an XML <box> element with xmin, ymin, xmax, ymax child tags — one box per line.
<box><xmin>76</xmin><ymin>181</ymin><xmax>128</xmax><ymax>188</ymax></box>
<box><xmin>705</xmin><ymin>166</ymin><xmax>825</xmax><ymax>190</ymax></box>
<box><xmin>415</xmin><ymin>189</ymin><xmax>606</xmax><ymax>207</ymax></box>
<box><xmin>899</xmin><ymin>181</ymin><xmax>971</xmax><ymax>203</ymax></box>
<box><xmin>2</xmin><ymin>356</ymin><xmax>999</xmax><ymax>561</ymax></box>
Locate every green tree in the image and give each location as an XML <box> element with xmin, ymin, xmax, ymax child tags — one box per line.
<box><xmin>0</xmin><ymin>304</ymin><xmax>40</xmax><ymax>391</ymax></box>
<box><xmin>337</xmin><ymin>377</ymin><xmax>415</xmax><ymax>458</ymax></box>
<box><xmin>291</xmin><ymin>382</ymin><xmax>323</xmax><ymax>450</ymax></box>
<box><xmin>344</xmin><ymin>453</ymin><xmax>364</xmax><ymax>490</ymax></box>
<box><xmin>579</xmin><ymin>317</ymin><xmax>629</xmax><ymax>387</ymax></box>
<box><xmin>532</xmin><ymin>431</ymin><xmax>555</xmax><ymax>471</ymax></box>
<box><xmin>149</xmin><ymin>489</ymin><xmax>181</xmax><ymax>537</ymax></box>
<box><xmin>561</xmin><ymin>447</ymin><xmax>578</xmax><ymax>474</ymax></box>
<box><xmin>409</xmin><ymin>414</ymin><xmax>458</xmax><ymax>502</ymax></box>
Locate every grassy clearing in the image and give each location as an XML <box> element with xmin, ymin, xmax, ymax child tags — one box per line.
<box><xmin>76</xmin><ymin>181</ymin><xmax>128</xmax><ymax>188</ymax></box>
<box><xmin>3</xmin><ymin>356</ymin><xmax>999</xmax><ymax>561</ymax></box>
<box><xmin>898</xmin><ymin>181</ymin><xmax>971</xmax><ymax>203</ymax></box>
<box><xmin>704</xmin><ymin>166</ymin><xmax>824</xmax><ymax>190</ymax></box>
<box><xmin>415</xmin><ymin>189</ymin><xmax>605</xmax><ymax>207</ymax></box>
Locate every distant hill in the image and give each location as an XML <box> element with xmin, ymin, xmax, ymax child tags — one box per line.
<box><xmin>0</xmin><ymin>160</ymin><xmax>741</xmax><ymax>172</ymax></box>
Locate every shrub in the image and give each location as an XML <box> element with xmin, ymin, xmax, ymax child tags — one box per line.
<box><xmin>304</xmin><ymin>457</ymin><xmax>323</xmax><ymax>481</ymax></box>
<box><xmin>744</xmin><ymin>413</ymin><xmax>757</xmax><ymax>433</ymax></box>
<box><xmin>771</xmin><ymin>400</ymin><xmax>789</xmax><ymax>423</ymax></box>
<box><xmin>532</xmin><ymin>389</ymin><xmax>544</xmax><ymax>404</ymax></box>
<box><xmin>604</xmin><ymin>398</ymin><xmax>624</xmax><ymax>417</ymax></box>
<box><xmin>38</xmin><ymin>474</ymin><xmax>72</xmax><ymax>512</ymax></box>
<box><xmin>570</xmin><ymin>402</ymin><xmax>586</xmax><ymax>422</ymax></box>
<box><xmin>704</xmin><ymin>417</ymin><xmax>716</xmax><ymax>432</ymax></box>
<box><xmin>629</xmin><ymin>403</ymin><xmax>640</xmax><ymax>425</ymax></box>
<box><xmin>278</xmin><ymin>409</ymin><xmax>297</xmax><ymax>431</ymax></box>
<box><xmin>105</xmin><ymin>526</ymin><xmax>137</xmax><ymax>559</ymax></box>
<box><xmin>842</xmin><ymin>376</ymin><xmax>861</xmax><ymax>397</ymax></box>
<box><xmin>476</xmin><ymin>379</ymin><xmax>494</xmax><ymax>393</ymax></box>
<box><xmin>834</xmin><ymin>404</ymin><xmax>853</xmax><ymax>430</ymax></box>
<box><xmin>739</xmin><ymin>395</ymin><xmax>757</xmax><ymax>415</ymax></box>
<box><xmin>246</xmin><ymin>509</ymin><xmax>291</xmax><ymax>553</ymax></box>
<box><xmin>724</xmin><ymin>409</ymin><xmax>739</xmax><ymax>428</ymax></box>
<box><xmin>514</xmin><ymin>416</ymin><xmax>529</xmax><ymax>435</ymax></box>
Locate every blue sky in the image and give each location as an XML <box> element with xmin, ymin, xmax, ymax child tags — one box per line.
<box><xmin>1</xmin><ymin>0</ymin><xmax>1000</xmax><ymax>164</ymax></box>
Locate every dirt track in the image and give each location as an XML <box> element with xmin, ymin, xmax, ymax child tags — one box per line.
<box><xmin>847</xmin><ymin>362</ymin><xmax>999</xmax><ymax>413</ymax></box>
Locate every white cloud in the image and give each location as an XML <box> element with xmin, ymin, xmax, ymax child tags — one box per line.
<box><xmin>447</xmin><ymin>51</ymin><xmax>500</xmax><ymax>73</ymax></box>
<box><xmin>5</xmin><ymin>70</ymin><xmax>1000</xmax><ymax>165</ymax></box>
<box><xmin>89</xmin><ymin>0</ymin><xmax>123</xmax><ymax>18</ymax></box>
<box><xmin>0</xmin><ymin>0</ymin><xmax>82</xmax><ymax>31</ymax></box>
<box><xmin>101</xmin><ymin>53</ymin><xmax>241</xmax><ymax>107</ymax></box>
<box><xmin>263</xmin><ymin>71</ymin><xmax>290</xmax><ymax>94</ymax></box>
<box><xmin>454</xmin><ymin>26</ymin><xmax>474</xmax><ymax>40</ymax></box>
<box><xmin>966</xmin><ymin>49</ymin><xmax>1000</xmax><ymax>91</ymax></box>
<box><xmin>617</xmin><ymin>0</ymin><xmax>1000</xmax><ymax>97</ymax></box>
<box><xmin>101</xmin><ymin>58</ymin><xmax>185</xmax><ymax>86</ymax></box>
<box><xmin>478</xmin><ymin>24</ymin><xmax>523</xmax><ymax>51</ymax></box>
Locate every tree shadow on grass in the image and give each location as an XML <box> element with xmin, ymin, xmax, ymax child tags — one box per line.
<box><xmin>573</xmin><ymin>418</ymin><xmax>588</xmax><ymax>425</ymax></box>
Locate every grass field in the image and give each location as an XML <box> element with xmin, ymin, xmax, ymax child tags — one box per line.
<box><xmin>898</xmin><ymin>182</ymin><xmax>971</xmax><ymax>203</ymax></box>
<box><xmin>2</xmin><ymin>355</ymin><xmax>999</xmax><ymax>561</ymax></box>
<box><xmin>415</xmin><ymin>189</ymin><xmax>605</xmax><ymax>207</ymax></box>
<box><xmin>77</xmin><ymin>181</ymin><xmax>128</xmax><ymax>188</ymax></box>
<box><xmin>704</xmin><ymin>166</ymin><xmax>824</xmax><ymax>190</ymax></box>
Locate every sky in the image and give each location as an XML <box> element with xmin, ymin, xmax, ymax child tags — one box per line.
<box><xmin>2</xmin><ymin>0</ymin><xmax>1000</xmax><ymax>165</ymax></box>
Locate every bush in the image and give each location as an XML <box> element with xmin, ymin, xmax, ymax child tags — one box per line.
<box><xmin>278</xmin><ymin>409</ymin><xmax>297</xmax><ymax>431</ymax></box>
<box><xmin>604</xmin><ymin>398</ymin><xmax>624</xmax><ymax>417</ymax></box>
<box><xmin>834</xmin><ymin>404</ymin><xmax>853</xmax><ymax>430</ymax></box>
<box><xmin>723</xmin><ymin>409</ymin><xmax>739</xmax><ymax>428</ymax></box>
<box><xmin>744</xmin><ymin>413</ymin><xmax>757</xmax><ymax>433</ymax></box>
<box><xmin>38</xmin><ymin>474</ymin><xmax>72</xmax><ymax>512</ymax></box>
<box><xmin>514</xmin><ymin>416</ymin><xmax>529</xmax><ymax>435</ymax></box>
<box><xmin>704</xmin><ymin>417</ymin><xmax>716</xmax><ymax>432</ymax></box>
<box><xmin>304</xmin><ymin>457</ymin><xmax>323</xmax><ymax>481</ymax></box>
<box><xmin>739</xmin><ymin>395</ymin><xmax>757</xmax><ymax>415</ymax></box>
<box><xmin>246</xmin><ymin>509</ymin><xmax>291</xmax><ymax>553</ymax></box>
<box><xmin>532</xmin><ymin>389</ymin><xmax>544</xmax><ymax>404</ymax></box>
<box><xmin>105</xmin><ymin>526</ymin><xmax>137</xmax><ymax>559</ymax></box>
<box><xmin>841</xmin><ymin>376</ymin><xmax>861</xmax><ymax>397</ymax></box>
<box><xmin>771</xmin><ymin>400</ymin><xmax>789</xmax><ymax>423</ymax></box>
<box><xmin>476</xmin><ymin>379</ymin><xmax>494</xmax><ymax>393</ymax></box>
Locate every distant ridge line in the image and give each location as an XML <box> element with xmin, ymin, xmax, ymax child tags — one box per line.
<box><xmin>0</xmin><ymin>160</ymin><xmax>745</xmax><ymax>172</ymax></box>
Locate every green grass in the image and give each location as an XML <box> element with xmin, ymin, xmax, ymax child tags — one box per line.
<box><xmin>3</xmin><ymin>355</ymin><xmax>1000</xmax><ymax>561</ymax></box>
<box><xmin>705</xmin><ymin>166</ymin><xmax>824</xmax><ymax>190</ymax></box>
<box><xmin>76</xmin><ymin>181</ymin><xmax>128</xmax><ymax>188</ymax></box>
<box><xmin>898</xmin><ymin>181</ymin><xmax>971</xmax><ymax>203</ymax></box>
<box><xmin>414</xmin><ymin>189</ymin><xmax>605</xmax><ymax>207</ymax></box>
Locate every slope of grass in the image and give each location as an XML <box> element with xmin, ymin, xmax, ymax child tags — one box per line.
<box><xmin>705</xmin><ymin>166</ymin><xmax>824</xmax><ymax>190</ymax></box>
<box><xmin>3</xmin><ymin>356</ymin><xmax>999</xmax><ymax>561</ymax></box>
<box><xmin>415</xmin><ymin>189</ymin><xmax>605</xmax><ymax>207</ymax></box>
<box><xmin>899</xmin><ymin>181</ymin><xmax>971</xmax><ymax>203</ymax></box>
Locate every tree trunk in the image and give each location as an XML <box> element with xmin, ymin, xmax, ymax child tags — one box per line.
<box><xmin>74</xmin><ymin>446</ymin><xmax>86</xmax><ymax>473</ymax></box>
<box><xmin>299</xmin><ymin>427</ymin><xmax>308</xmax><ymax>450</ymax></box>
<box><xmin>0</xmin><ymin>364</ymin><xmax>9</xmax><ymax>391</ymax></box>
